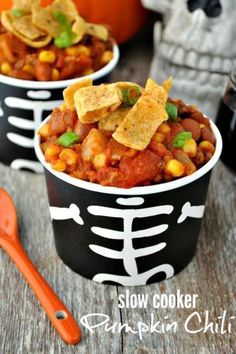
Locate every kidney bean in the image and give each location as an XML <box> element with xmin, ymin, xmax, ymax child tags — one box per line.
<box><xmin>10</xmin><ymin>69</ymin><xmax>33</xmax><ymax>80</ymax></box>
<box><xmin>193</xmin><ymin>147</ymin><xmax>205</xmax><ymax>167</ymax></box>
<box><xmin>35</xmin><ymin>61</ymin><xmax>52</xmax><ymax>81</ymax></box>
<box><xmin>173</xmin><ymin>149</ymin><xmax>197</xmax><ymax>175</ymax></box>
<box><xmin>201</xmin><ymin>127</ymin><xmax>216</xmax><ymax>145</ymax></box>
<box><xmin>164</xmin><ymin>123</ymin><xmax>184</xmax><ymax>144</ymax></box>
<box><xmin>181</xmin><ymin>118</ymin><xmax>201</xmax><ymax>141</ymax></box>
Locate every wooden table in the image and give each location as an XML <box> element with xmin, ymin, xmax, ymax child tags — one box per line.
<box><xmin>0</xmin><ymin>24</ymin><xmax>235</xmax><ymax>354</ymax></box>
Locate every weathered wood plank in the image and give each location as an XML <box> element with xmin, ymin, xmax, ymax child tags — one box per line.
<box><xmin>0</xmin><ymin>20</ymin><xmax>235</xmax><ymax>354</ymax></box>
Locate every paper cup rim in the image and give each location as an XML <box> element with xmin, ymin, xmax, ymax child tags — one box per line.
<box><xmin>0</xmin><ymin>44</ymin><xmax>119</xmax><ymax>89</ymax></box>
<box><xmin>35</xmin><ymin>116</ymin><xmax>222</xmax><ymax>195</ymax></box>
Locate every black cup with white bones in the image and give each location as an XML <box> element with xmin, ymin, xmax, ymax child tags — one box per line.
<box><xmin>0</xmin><ymin>44</ymin><xmax>119</xmax><ymax>173</ymax></box>
<box><xmin>35</xmin><ymin>117</ymin><xmax>222</xmax><ymax>286</ymax></box>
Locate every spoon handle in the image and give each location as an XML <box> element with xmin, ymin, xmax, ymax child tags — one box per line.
<box><xmin>0</xmin><ymin>231</ymin><xmax>81</xmax><ymax>345</ymax></box>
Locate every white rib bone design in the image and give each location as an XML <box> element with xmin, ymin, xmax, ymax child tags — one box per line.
<box><xmin>50</xmin><ymin>204</ymin><xmax>84</xmax><ymax>226</ymax></box>
<box><xmin>8</xmin><ymin>116</ymin><xmax>35</xmax><ymax>130</ymax></box>
<box><xmin>0</xmin><ymin>102</ymin><xmax>4</xmax><ymax>117</ymax></box>
<box><xmin>177</xmin><ymin>202</ymin><xmax>205</xmax><ymax>224</ymax></box>
<box><xmin>4</xmin><ymin>92</ymin><xmax>62</xmax><ymax>170</ymax></box>
<box><xmin>88</xmin><ymin>199</ymin><xmax>175</xmax><ymax>285</ymax></box>
<box><xmin>10</xmin><ymin>159</ymin><xmax>43</xmax><ymax>173</ymax></box>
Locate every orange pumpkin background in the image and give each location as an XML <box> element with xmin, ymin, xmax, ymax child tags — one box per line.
<box><xmin>0</xmin><ymin>0</ymin><xmax>149</xmax><ymax>44</ymax></box>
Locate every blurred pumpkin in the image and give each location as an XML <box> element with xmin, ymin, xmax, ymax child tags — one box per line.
<box><xmin>0</xmin><ymin>0</ymin><xmax>149</xmax><ymax>44</ymax></box>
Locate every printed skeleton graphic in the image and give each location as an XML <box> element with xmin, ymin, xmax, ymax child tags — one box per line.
<box><xmin>2</xmin><ymin>90</ymin><xmax>62</xmax><ymax>172</ymax></box>
<box><xmin>50</xmin><ymin>197</ymin><xmax>205</xmax><ymax>286</ymax></box>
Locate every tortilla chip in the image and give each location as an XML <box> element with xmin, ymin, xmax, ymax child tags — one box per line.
<box><xmin>86</xmin><ymin>23</ymin><xmax>109</xmax><ymax>41</ymax></box>
<box><xmin>1</xmin><ymin>11</ymin><xmax>52</xmax><ymax>48</ymax></box>
<box><xmin>13</xmin><ymin>0</ymin><xmax>39</xmax><ymax>13</ymax></box>
<box><xmin>12</xmin><ymin>15</ymin><xmax>47</xmax><ymax>40</ymax></box>
<box><xmin>74</xmin><ymin>84</ymin><xmax>123</xmax><ymax>124</ymax></box>
<box><xmin>50</xmin><ymin>0</ymin><xmax>78</xmax><ymax>22</ymax></box>
<box><xmin>145</xmin><ymin>78</ymin><xmax>168</xmax><ymax>105</ymax></box>
<box><xmin>72</xmin><ymin>16</ymin><xmax>87</xmax><ymax>44</ymax></box>
<box><xmin>98</xmin><ymin>107</ymin><xmax>130</xmax><ymax>131</ymax></box>
<box><xmin>63</xmin><ymin>78</ymin><xmax>93</xmax><ymax>110</ymax></box>
<box><xmin>162</xmin><ymin>76</ymin><xmax>173</xmax><ymax>92</ymax></box>
<box><xmin>115</xmin><ymin>81</ymin><xmax>143</xmax><ymax>92</ymax></box>
<box><xmin>112</xmin><ymin>93</ymin><xmax>168</xmax><ymax>150</ymax></box>
<box><xmin>31</xmin><ymin>4</ymin><xmax>62</xmax><ymax>38</ymax></box>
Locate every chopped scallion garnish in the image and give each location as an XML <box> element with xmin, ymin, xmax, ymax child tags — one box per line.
<box><xmin>173</xmin><ymin>131</ymin><xmax>192</xmax><ymax>148</ymax></box>
<box><xmin>166</xmin><ymin>102</ymin><xmax>178</xmax><ymax>121</ymax></box>
<box><xmin>54</xmin><ymin>31</ymin><xmax>76</xmax><ymax>48</ymax></box>
<box><xmin>11</xmin><ymin>8</ymin><xmax>24</xmax><ymax>17</ymax></box>
<box><xmin>53</xmin><ymin>11</ymin><xmax>76</xmax><ymax>48</ymax></box>
<box><xmin>57</xmin><ymin>132</ymin><xmax>80</xmax><ymax>147</ymax></box>
<box><xmin>122</xmin><ymin>86</ymin><xmax>141</xmax><ymax>107</ymax></box>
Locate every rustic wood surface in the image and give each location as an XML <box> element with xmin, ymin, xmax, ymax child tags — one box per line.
<box><xmin>0</xmin><ymin>23</ymin><xmax>235</xmax><ymax>354</ymax></box>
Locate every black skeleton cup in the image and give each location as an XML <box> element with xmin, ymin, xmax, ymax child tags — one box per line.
<box><xmin>0</xmin><ymin>44</ymin><xmax>119</xmax><ymax>172</ymax></box>
<box><xmin>35</xmin><ymin>118</ymin><xmax>222</xmax><ymax>286</ymax></box>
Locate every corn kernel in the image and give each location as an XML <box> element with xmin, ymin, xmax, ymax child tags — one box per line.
<box><xmin>1</xmin><ymin>62</ymin><xmax>12</xmax><ymax>75</ymax></box>
<box><xmin>200</xmin><ymin>124</ymin><xmax>205</xmax><ymax>129</ymax></box>
<box><xmin>199</xmin><ymin>141</ymin><xmax>215</xmax><ymax>154</ymax></box>
<box><xmin>60</xmin><ymin>103</ymin><xmax>67</xmax><ymax>111</ymax></box>
<box><xmin>60</xmin><ymin>148</ymin><xmax>78</xmax><ymax>166</ymax></box>
<box><xmin>45</xmin><ymin>144</ymin><xmax>61</xmax><ymax>161</ymax></box>
<box><xmin>82</xmin><ymin>68</ymin><xmax>94</xmax><ymax>76</ymax></box>
<box><xmin>153</xmin><ymin>132</ymin><xmax>165</xmax><ymax>143</ymax></box>
<box><xmin>77</xmin><ymin>45</ymin><xmax>91</xmax><ymax>57</ymax></box>
<box><xmin>123</xmin><ymin>149</ymin><xmax>137</xmax><ymax>158</ymax></box>
<box><xmin>52</xmin><ymin>159</ymin><xmax>67</xmax><ymax>172</ymax></box>
<box><xmin>101</xmin><ymin>50</ymin><xmax>113</xmax><ymax>64</ymax></box>
<box><xmin>52</xmin><ymin>68</ymin><xmax>60</xmax><ymax>81</ymax></box>
<box><xmin>38</xmin><ymin>123</ymin><xmax>50</xmax><ymax>139</ymax></box>
<box><xmin>183</xmin><ymin>138</ymin><xmax>197</xmax><ymax>158</ymax></box>
<box><xmin>158</xmin><ymin>124</ymin><xmax>171</xmax><ymax>134</ymax></box>
<box><xmin>164</xmin><ymin>159</ymin><xmax>185</xmax><ymax>177</ymax></box>
<box><xmin>66</xmin><ymin>47</ymin><xmax>80</xmax><ymax>56</ymax></box>
<box><xmin>23</xmin><ymin>64</ymin><xmax>34</xmax><ymax>75</ymax></box>
<box><xmin>39</xmin><ymin>50</ymin><xmax>56</xmax><ymax>64</ymax></box>
<box><xmin>93</xmin><ymin>153</ymin><xmax>107</xmax><ymax>170</ymax></box>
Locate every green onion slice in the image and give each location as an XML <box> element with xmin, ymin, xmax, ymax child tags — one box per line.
<box><xmin>122</xmin><ymin>86</ymin><xmax>141</xmax><ymax>106</ymax></box>
<box><xmin>53</xmin><ymin>11</ymin><xmax>71</xmax><ymax>31</ymax></box>
<box><xmin>54</xmin><ymin>31</ymin><xmax>76</xmax><ymax>48</ymax></box>
<box><xmin>57</xmin><ymin>132</ymin><xmax>80</xmax><ymax>147</ymax></box>
<box><xmin>11</xmin><ymin>8</ymin><xmax>24</xmax><ymax>17</ymax></box>
<box><xmin>53</xmin><ymin>11</ymin><xmax>76</xmax><ymax>48</ymax></box>
<box><xmin>173</xmin><ymin>131</ymin><xmax>192</xmax><ymax>148</ymax></box>
<box><xmin>166</xmin><ymin>102</ymin><xmax>178</xmax><ymax>121</ymax></box>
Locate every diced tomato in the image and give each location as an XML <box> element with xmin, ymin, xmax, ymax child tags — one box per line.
<box><xmin>55</xmin><ymin>52</ymin><xmax>65</xmax><ymax>69</ymax></box>
<box><xmin>97</xmin><ymin>167</ymin><xmax>126</xmax><ymax>187</ymax></box>
<box><xmin>60</xmin><ymin>59</ymin><xmax>78</xmax><ymax>80</ymax></box>
<box><xmin>10</xmin><ymin>69</ymin><xmax>33</xmax><ymax>80</ymax></box>
<box><xmin>76</xmin><ymin>55</ymin><xmax>92</xmax><ymax>70</ymax></box>
<box><xmin>63</xmin><ymin>109</ymin><xmax>77</xmax><ymax>128</ymax></box>
<box><xmin>119</xmin><ymin>150</ymin><xmax>161</xmax><ymax>188</ymax></box>
<box><xmin>97</xmin><ymin>151</ymin><xmax>162</xmax><ymax>188</ymax></box>
<box><xmin>149</xmin><ymin>141</ymin><xmax>171</xmax><ymax>158</ymax></box>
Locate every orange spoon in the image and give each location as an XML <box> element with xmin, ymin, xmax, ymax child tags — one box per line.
<box><xmin>0</xmin><ymin>188</ymin><xmax>81</xmax><ymax>345</ymax></box>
